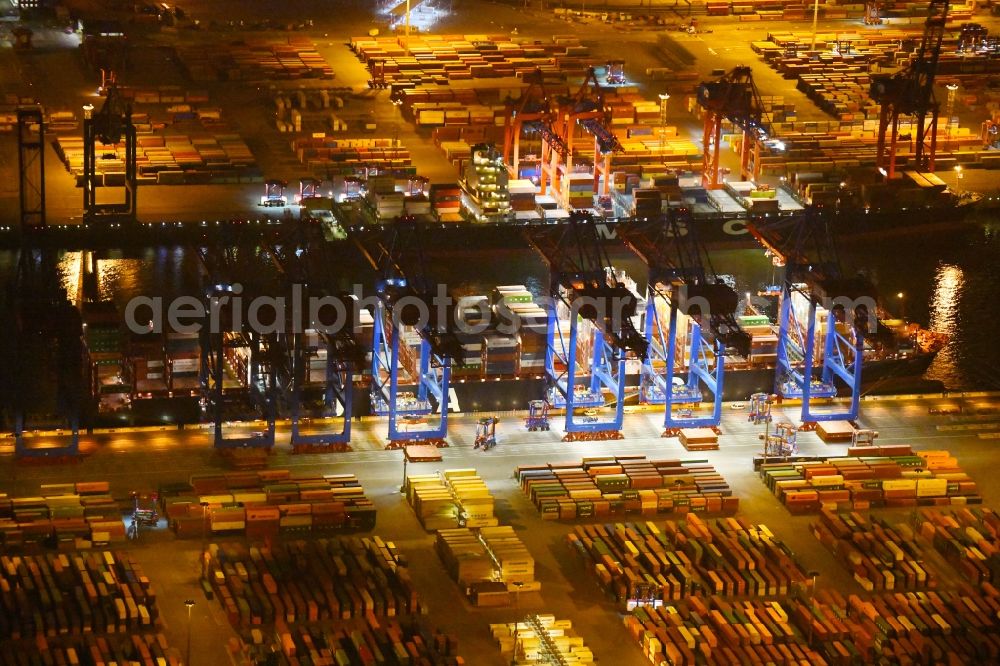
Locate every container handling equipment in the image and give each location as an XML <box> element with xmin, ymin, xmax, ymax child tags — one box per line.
<box><xmin>474</xmin><ymin>416</ymin><xmax>498</xmax><ymax>450</ymax></box>
<box><xmin>525</xmin><ymin>400</ymin><xmax>550</xmax><ymax>431</ymax></box>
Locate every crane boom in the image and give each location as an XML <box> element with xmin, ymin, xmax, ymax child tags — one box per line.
<box><xmin>749</xmin><ymin>212</ymin><xmax>875</xmax><ymax>424</ymax></box>
<box><xmin>619</xmin><ymin>212</ymin><xmax>751</xmax><ymax>434</ymax></box>
<box><xmin>524</xmin><ymin>212</ymin><xmax>646</xmax><ymax>440</ymax></box>
<box><xmin>696</xmin><ymin>66</ymin><xmax>772</xmax><ymax>189</ymax></box>
<box><xmin>870</xmin><ymin>0</ymin><xmax>950</xmax><ymax>176</ymax></box>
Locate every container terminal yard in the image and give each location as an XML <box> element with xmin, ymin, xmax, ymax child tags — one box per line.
<box><xmin>1</xmin><ymin>0</ymin><xmax>1000</xmax><ymax>664</ymax></box>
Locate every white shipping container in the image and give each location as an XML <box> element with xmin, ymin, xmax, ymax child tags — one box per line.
<box><xmin>418</xmin><ymin>110</ymin><xmax>446</xmax><ymax>126</ymax></box>
<box><xmin>172</xmin><ymin>359</ymin><xmax>199</xmax><ymax>372</ymax></box>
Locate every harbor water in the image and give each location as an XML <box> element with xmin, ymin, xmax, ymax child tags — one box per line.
<box><xmin>0</xmin><ymin>220</ymin><xmax>997</xmax><ymax>393</ymax></box>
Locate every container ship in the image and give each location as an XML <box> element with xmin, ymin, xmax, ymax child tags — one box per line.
<box><xmin>416</xmin><ymin>279</ymin><xmax>942</xmax><ymax>414</ymax></box>
<box><xmin>80</xmin><ymin>273</ymin><xmax>943</xmax><ymax>426</ymax></box>
<box><xmin>320</xmin><ymin>142</ymin><xmax>985</xmax><ymax>257</ymax></box>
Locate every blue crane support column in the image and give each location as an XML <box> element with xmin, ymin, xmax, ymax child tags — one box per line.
<box><xmin>371</xmin><ymin>279</ymin><xmax>451</xmax><ymax>449</ymax></box>
<box><xmin>663</xmin><ymin>316</ymin><xmax>725</xmax><ymax>434</ymax></box>
<box><xmin>619</xmin><ymin>212</ymin><xmax>749</xmax><ymax>438</ymax></box>
<box><xmin>544</xmin><ymin>290</ymin><xmax>626</xmax><ymax>440</ymax></box>
<box><xmin>774</xmin><ymin>284</ymin><xmax>863</xmax><ymax>423</ymax></box>
<box><xmin>528</xmin><ymin>213</ymin><xmax>647</xmax><ymax>442</ymax></box>
<box><xmin>640</xmin><ymin>293</ymin><xmax>669</xmax><ymax>404</ymax></box>
<box><xmin>751</xmin><ymin>211</ymin><xmax>872</xmax><ymax>428</ymax></box>
<box><xmin>642</xmin><ymin>287</ymin><xmax>726</xmax><ymax>435</ymax></box>
<box><xmin>260</xmin><ymin>234</ymin><xmax>364</xmax><ymax>455</ymax></box>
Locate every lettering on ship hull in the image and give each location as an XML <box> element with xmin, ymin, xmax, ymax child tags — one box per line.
<box><xmin>722</xmin><ymin>220</ymin><xmax>749</xmax><ymax>236</ymax></box>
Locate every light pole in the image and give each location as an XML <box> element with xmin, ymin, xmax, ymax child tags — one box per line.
<box><xmin>400</xmin><ymin>447</ymin><xmax>409</xmax><ymax>494</ymax></box>
<box><xmin>762</xmin><ymin>415</ymin><xmax>771</xmax><ymax>464</ymax></box>
<box><xmin>896</xmin><ymin>292</ymin><xmax>905</xmax><ymax>321</ymax></box>
<box><xmin>511</xmin><ymin>581</ymin><xmax>525</xmax><ymax>666</ymax></box>
<box><xmin>658</xmin><ymin>93</ymin><xmax>670</xmax><ymax>162</ymax></box>
<box><xmin>200</xmin><ymin>501</ymin><xmax>209</xmax><ymax>579</ymax></box>
<box><xmin>184</xmin><ymin>599</ymin><xmax>195</xmax><ymax>665</ymax></box>
<box><xmin>810</xmin><ymin>0</ymin><xmax>820</xmax><ymax>51</ymax></box>
<box><xmin>945</xmin><ymin>83</ymin><xmax>959</xmax><ymax>120</ymax></box>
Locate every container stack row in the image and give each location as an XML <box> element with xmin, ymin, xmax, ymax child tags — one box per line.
<box><xmin>479</xmin><ymin>526</ymin><xmax>536</xmax><ymax>591</ymax></box>
<box><xmin>0</xmin><ymin>550</ymin><xmax>158</xmax><ymax>636</ymax></box>
<box><xmin>0</xmin><ymin>633</ymin><xmax>179</xmax><ymax>666</ymax></box>
<box><xmin>163</xmin><ymin>471</ymin><xmax>375</xmax><ymax>538</ymax></box>
<box><xmin>435</xmin><ymin>525</ymin><xmax>541</xmax><ymax>607</ymax></box>
<box><xmin>242</xmin><ymin>617</ymin><xmax>465</xmax><ymax>666</ymax></box>
<box><xmin>915</xmin><ymin>507</ymin><xmax>998</xmax><ymax>585</ymax></box>
<box><xmin>434</xmin><ymin>529</ymin><xmax>495</xmax><ymax>597</ymax></box>
<box><xmin>174</xmin><ymin>38</ymin><xmax>334</xmax><ymax>82</ymax></box>
<box><xmin>54</xmin><ymin>131</ymin><xmax>257</xmax><ymax>184</ymax></box>
<box><xmin>435</xmin><ymin>525</ymin><xmax>538</xmax><ymax>607</ymax></box>
<box><xmin>119</xmin><ymin>85</ymin><xmax>210</xmax><ymax>105</ymax></box>
<box><xmin>349</xmin><ymin>33</ymin><xmax>594</xmax><ymax>88</ymax></box>
<box><xmin>517</xmin><ymin>456</ymin><xmax>739</xmax><ymax>521</ymax></box>
<box><xmin>206</xmin><ymin>537</ymin><xmax>467</xmax><ymax>664</ymax></box>
<box><xmin>290</xmin><ymin>136</ymin><xmax>411</xmax><ymax>177</ymax></box>
<box><xmin>702</xmin><ymin>0</ymin><xmax>860</xmax><ymax>19</ymax></box>
<box><xmin>0</xmin><ymin>482</ymin><xmax>124</xmax><ymax>551</ymax></box>
<box><xmin>404</xmin><ymin>469</ymin><xmax>497</xmax><ymax>532</ymax></box>
<box><xmin>812</xmin><ymin>509</ymin><xmax>937</xmax><ymax>592</ymax></box>
<box><xmin>568</xmin><ymin>517</ymin><xmax>812</xmax><ymax>607</ymax></box>
<box><xmin>206</xmin><ymin>538</ymin><xmax>420</xmax><ymax>628</ymax></box>
<box><xmin>406</xmin><ymin>470</ymin><xmax>538</xmax><ymax>606</ymax></box>
<box><xmin>625</xmin><ymin>597</ymin><xmax>824</xmax><ymax>665</ymax></box>
<box><xmin>409</xmin><ymin>100</ymin><xmax>500</xmax><ymax>127</ymax></box>
<box><xmin>491</xmin><ymin>616</ymin><xmax>595</xmax><ymax>665</ymax></box>
<box><xmin>626</xmin><ymin>584</ymin><xmax>1000</xmax><ymax>666</ymax></box>
<box><xmin>760</xmin><ymin>449</ymin><xmax>982</xmax><ymax>513</ymax></box>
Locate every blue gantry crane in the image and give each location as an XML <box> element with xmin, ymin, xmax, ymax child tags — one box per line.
<box><xmin>749</xmin><ymin>211</ymin><xmax>875</xmax><ymax>424</ymax></box>
<box><xmin>525</xmin><ymin>212</ymin><xmax>648</xmax><ymax>441</ymax></box>
<box><xmin>354</xmin><ymin>218</ymin><xmax>463</xmax><ymax>449</ymax></box>
<box><xmin>196</xmin><ymin>237</ymin><xmax>282</xmax><ymax>450</ymax></box>
<box><xmin>619</xmin><ymin>211</ymin><xmax>752</xmax><ymax>435</ymax></box>
<box><xmin>264</xmin><ymin>229</ymin><xmax>366</xmax><ymax>453</ymax></box>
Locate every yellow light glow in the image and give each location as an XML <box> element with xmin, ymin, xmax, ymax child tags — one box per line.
<box><xmin>929</xmin><ymin>265</ymin><xmax>963</xmax><ymax>339</ymax></box>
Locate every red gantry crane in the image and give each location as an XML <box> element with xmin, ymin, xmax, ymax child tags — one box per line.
<box><xmin>547</xmin><ymin>68</ymin><xmax>624</xmax><ymax>204</ymax></box>
<box><xmin>502</xmin><ymin>70</ymin><xmax>569</xmax><ymax>189</ymax></box>
<box><xmin>696</xmin><ymin>66</ymin><xmax>772</xmax><ymax>190</ymax></box>
<box><xmin>869</xmin><ymin>0</ymin><xmax>950</xmax><ymax>179</ymax></box>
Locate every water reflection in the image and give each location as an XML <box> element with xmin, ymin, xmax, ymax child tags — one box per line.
<box><xmin>98</xmin><ymin>257</ymin><xmax>145</xmax><ymax>302</ymax></box>
<box><xmin>57</xmin><ymin>252</ymin><xmax>82</xmax><ymax>306</ymax></box>
<box><xmin>925</xmin><ymin>265</ymin><xmax>964</xmax><ymax>389</ymax></box>
<box><xmin>929</xmin><ymin>265</ymin><xmax>964</xmax><ymax>338</ymax></box>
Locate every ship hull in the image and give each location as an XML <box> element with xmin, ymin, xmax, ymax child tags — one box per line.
<box><xmin>368</xmin><ymin>204</ymin><xmax>982</xmax><ymax>253</ymax></box>
<box><xmin>440</xmin><ymin>352</ymin><xmax>940</xmax><ymax>415</ymax></box>
<box><xmin>85</xmin><ymin>351</ymin><xmax>936</xmax><ymax>427</ymax></box>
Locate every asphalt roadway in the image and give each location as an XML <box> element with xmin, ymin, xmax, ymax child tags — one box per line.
<box><xmin>1</xmin><ymin>3</ymin><xmax>999</xmax><ymax>227</ymax></box>
<box><xmin>2</xmin><ymin>392</ymin><xmax>999</xmax><ymax>664</ymax></box>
